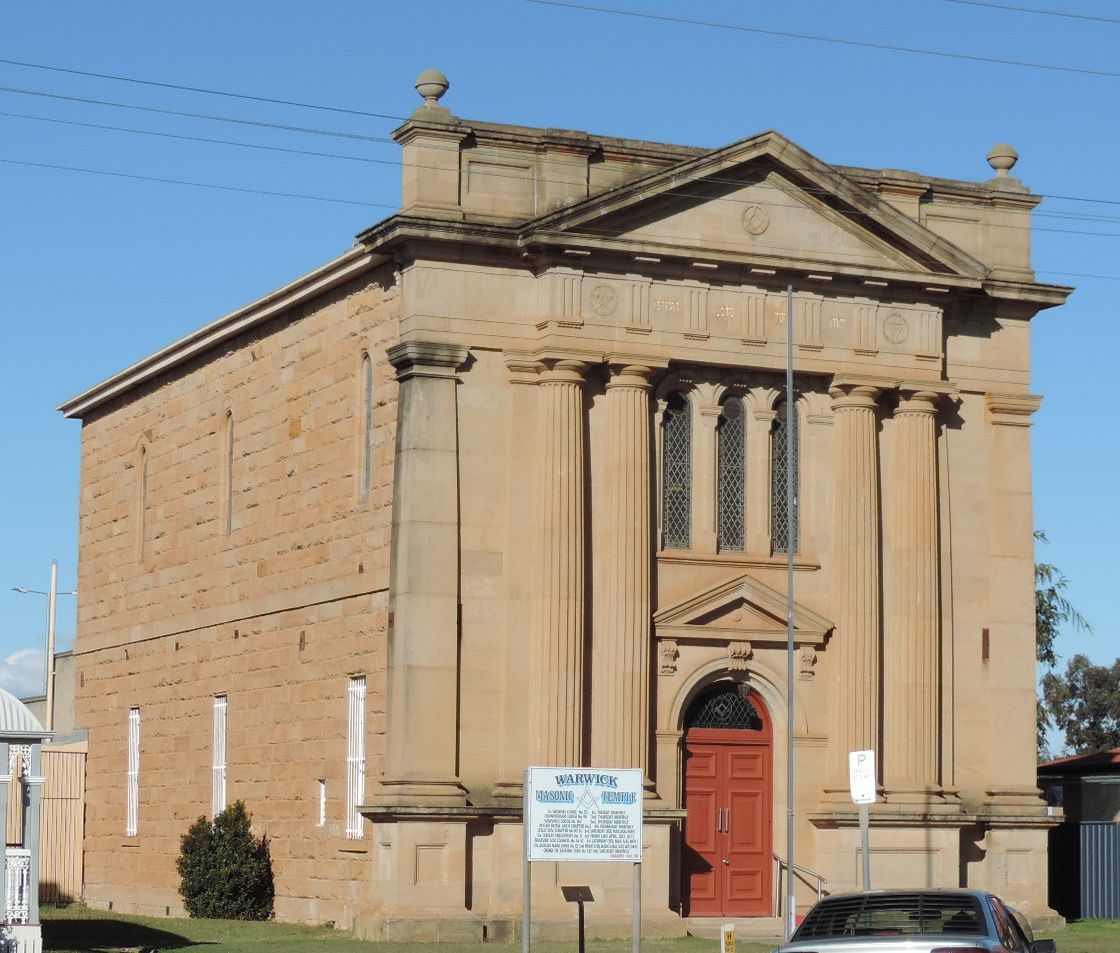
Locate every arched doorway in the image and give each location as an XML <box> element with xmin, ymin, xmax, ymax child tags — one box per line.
<box><xmin>682</xmin><ymin>682</ymin><xmax>773</xmax><ymax>917</ymax></box>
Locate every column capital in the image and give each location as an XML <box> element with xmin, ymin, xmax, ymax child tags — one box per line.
<box><xmin>533</xmin><ymin>347</ymin><xmax>599</xmax><ymax>383</ymax></box>
<box><xmin>538</xmin><ymin>359</ymin><xmax>591</xmax><ymax>384</ymax></box>
<box><xmin>829</xmin><ymin>377</ymin><xmax>885</xmax><ymax>410</ymax></box>
<box><xmin>894</xmin><ymin>382</ymin><xmax>956</xmax><ymax>416</ymax></box>
<box><xmin>387</xmin><ymin>341</ymin><xmax>469</xmax><ymax>380</ymax></box>
<box><xmin>604</xmin><ymin>355</ymin><xmax>666</xmax><ymax>391</ymax></box>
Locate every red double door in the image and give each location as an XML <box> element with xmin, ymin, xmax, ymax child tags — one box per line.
<box><xmin>683</xmin><ymin>728</ymin><xmax>773</xmax><ymax>916</ymax></box>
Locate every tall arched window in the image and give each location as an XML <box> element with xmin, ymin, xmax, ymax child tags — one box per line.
<box><xmin>662</xmin><ymin>392</ymin><xmax>691</xmax><ymax>549</ymax></box>
<box><xmin>771</xmin><ymin>397</ymin><xmax>800</xmax><ymax>554</ymax></box>
<box><xmin>359</xmin><ymin>353</ymin><xmax>374</xmax><ymax>500</ymax></box>
<box><xmin>135</xmin><ymin>444</ymin><xmax>148</xmax><ymax>561</ymax></box>
<box><xmin>717</xmin><ymin>396</ymin><xmax>746</xmax><ymax>552</ymax></box>
<box><xmin>222</xmin><ymin>410</ymin><xmax>234</xmax><ymax>535</ymax></box>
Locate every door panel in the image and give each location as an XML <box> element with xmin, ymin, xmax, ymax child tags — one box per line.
<box><xmin>684</xmin><ymin>737</ymin><xmax>772</xmax><ymax>917</ymax></box>
<box><xmin>683</xmin><ymin>746</ymin><xmax>722</xmax><ymax>914</ymax></box>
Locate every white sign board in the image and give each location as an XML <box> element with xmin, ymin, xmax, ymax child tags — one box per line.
<box><xmin>525</xmin><ymin>767</ymin><xmax>643</xmax><ymax>862</ymax></box>
<box><xmin>849</xmin><ymin>749</ymin><xmax>877</xmax><ymax>805</ymax></box>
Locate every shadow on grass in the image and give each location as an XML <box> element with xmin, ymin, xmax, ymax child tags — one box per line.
<box><xmin>44</xmin><ymin>916</ymin><xmax>202</xmax><ymax>951</ymax></box>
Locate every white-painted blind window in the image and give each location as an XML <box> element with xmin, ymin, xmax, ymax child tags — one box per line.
<box><xmin>126</xmin><ymin>707</ymin><xmax>140</xmax><ymax>836</ymax></box>
<box><xmin>212</xmin><ymin>695</ymin><xmax>228</xmax><ymax>817</ymax></box>
<box><xmin>346</xmin><ymin>676</ymin><xmax>366</xmax><ymax>839</ymax></box>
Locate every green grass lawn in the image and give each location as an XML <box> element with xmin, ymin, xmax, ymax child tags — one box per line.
<box><xmin>39</xmin><ymin>905</ymin><xmax>1120</xmax><ymax>953</ymax></box>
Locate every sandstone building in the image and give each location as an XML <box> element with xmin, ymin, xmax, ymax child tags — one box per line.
<box><xmin>59</xmin><ymin>72</ymin><xmax>1068</xmax><ymax>937</ymax></box>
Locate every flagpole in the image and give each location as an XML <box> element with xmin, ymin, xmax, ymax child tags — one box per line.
<box><xmin>785</xmin><ymin>283</ymin><xmax>797</xmax><ymax>940</ymax></box>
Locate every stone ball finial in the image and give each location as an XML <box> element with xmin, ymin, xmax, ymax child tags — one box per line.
<box><xmin>986</xmin><ymin>143</ymin><xmax>1019</xmax><ymax>177</ymax></box>
<box><xmin>415</xmin><ymin>68</ymin><xmax>450</xmax><ymax>107</ymax></box>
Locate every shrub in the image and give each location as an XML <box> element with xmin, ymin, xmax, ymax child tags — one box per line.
<box><xmin>176</xmin><ymin>800</ymin><xmax>274</xmax><ymax>920</ymax></box>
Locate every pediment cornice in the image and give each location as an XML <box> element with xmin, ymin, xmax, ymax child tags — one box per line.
<box><xmin>520</xmin><ymin>130</ymin><xmax>989</xmax><ymax>281</ymax></box>
<box><xmin>653</xmin><ymin>571</ymin><xmax>833</xmax><ymax>647</ymax></box>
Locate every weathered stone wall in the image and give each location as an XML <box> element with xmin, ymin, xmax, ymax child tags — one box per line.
<box><xmin>74</xmin><ymin>266</ymin><xmax>399</xmax><ymax>926</ymax></box>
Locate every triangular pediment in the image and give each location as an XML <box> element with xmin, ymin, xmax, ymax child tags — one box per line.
<box><xmin>525</xmin><ymin>131</ymin><xmax>986</xmax><ymax>279</ymax></box>
<box><xmin>653</xmin><ymin>572</ymin><xmax>833</xmax><ymax>646</ymax></box>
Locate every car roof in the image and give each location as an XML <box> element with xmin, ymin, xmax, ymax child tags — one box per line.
<box><xmin>817</xmin><ymin>888</ymin><xmax>990</xmax><ymax>901</ymax></box>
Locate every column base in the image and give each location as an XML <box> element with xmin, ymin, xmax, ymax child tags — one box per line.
<box><xmin>490</xmin><ymin>778</ymin><xmax>525</xmax><ymax>803</ymax></box>
<box><xmin>880</xmin><ymin>785</ymin><xmax>960</xmax><ymax>811</ymax></box>
<box><xmin>372</xmin><ymin>777</ymin><xmax>469</xmax><ymax>807</ymax></box>
<box><xmin>983</xmin><ymin>787</ymin><xmax>1048</xmax><ymax>812</ymax></box>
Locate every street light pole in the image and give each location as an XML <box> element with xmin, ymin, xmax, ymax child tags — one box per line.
<box><xmin>46</xmin><ymin>560</ymin><xmax>59</xmax><ymax>732</ymax></box>
<box><xmin>12</xmin><ymin>562</ymin><xmax>75</xmax><ymax>733</ymax></box>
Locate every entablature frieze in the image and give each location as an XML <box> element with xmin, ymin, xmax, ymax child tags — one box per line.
<box><xmin>531</xmin><ymin>267</ymin><xmax>948</xmax><ymax>364</ymax></box>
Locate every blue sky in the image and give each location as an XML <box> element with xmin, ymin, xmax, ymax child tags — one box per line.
<box><xmin>2</xmin><ymin>1</ymin><xmax>1116</xmax><ymax>720</ymax></box>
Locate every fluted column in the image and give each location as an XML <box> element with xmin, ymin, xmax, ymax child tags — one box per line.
<box><xmin>883</xmin><ymin>388</ymin><xmax>942</xmax><ymax>796</ymax></box>
<box><xmin>530</xmin><ymin>359</ymin><xmax>589</xmax><ymax>766</ymax></box>
<box><xmin>592</xmin><ymin>364</ymin><xmax>655</xmax><ymax>774</ymax></box>
<box><xmin>827</xmin><ymin>380</ymin><xmax>882</xmax><ymax>791</ymax></box>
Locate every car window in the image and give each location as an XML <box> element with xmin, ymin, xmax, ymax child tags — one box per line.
<box><xmin>988</xmin><ymin>898</ymin><xmax>1027</xmax><ymax>953</ymax></box>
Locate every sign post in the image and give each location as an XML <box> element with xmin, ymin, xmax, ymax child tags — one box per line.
<box><xmin>848</xmin><ymin>749</ymin><xmax>876</xmax><ymax>890</ymax></box>
<box><xmin>524</xmin><ymin>767</ymin><xmax>644</xmax><ymax>952</ymax></box>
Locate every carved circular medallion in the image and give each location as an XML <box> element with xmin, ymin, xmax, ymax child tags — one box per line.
<box><xmin>589</xmin><ymin>284</ymin><xmax>618</xmax><ymax>316</ymax></box>
<box><xmin>741</xmin><ymin>204</ymin><xmax>770</xmax><ymax>235</ymax></box>
<box><xmin>883</xmin><ymin>311</ymin><xmax>909</xmax><ymax>344</ymax></box>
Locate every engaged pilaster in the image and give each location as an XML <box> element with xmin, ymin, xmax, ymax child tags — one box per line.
<box><xmin>883</xmin><ymin>387</ymin><xmax>944</xmax><ymax>799</ymax></box>
<box><xmin>377</xmin><ymin>341</ymin><xmax>469</xmax><ymax>806</ymax></box>
<box><xmin>530</xmin><ymin>357</ymin><xmax>590</xmax><ymax>766</ymax></box>
<box><xmin>827</xmin><ymin>379</ymin><xmax>883</xmax><ymax>793</ymax></box>
<box><xmin>592</xmin><ymin>362</ymin><xmax>657</xmax><ymax>776</ymax></box>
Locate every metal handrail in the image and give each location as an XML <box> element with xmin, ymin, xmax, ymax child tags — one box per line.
<box><xmin>773</xmin><ymin>852</ymin><xmax>828</xmax><ymax>918</ymax></box>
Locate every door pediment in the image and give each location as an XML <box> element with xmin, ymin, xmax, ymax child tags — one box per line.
<box><xmin>654</xmin><ymin>571</ymin><xmax>833</xmax><ymax>646</ymax></box>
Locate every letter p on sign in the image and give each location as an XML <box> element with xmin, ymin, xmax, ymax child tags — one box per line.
<box><xmin>848</xmin><ymin>749</ymin><xmax>877</xmax><ymax>805</ymax></box>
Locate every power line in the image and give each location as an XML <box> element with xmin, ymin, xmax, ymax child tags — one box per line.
<box><xmin>0</xmin><ymin>57</ymin><xmax>407</xmax><ymax>121</ymax></box>
<box><xmin>941</xmin><ymin>0</ymin><xmax>1120</xmax><ymax>25</ymax></box>
<box><xmin>9</xmin><ymin>154</ymin><xmax>1120</xmax><ymax>280</ymax></box>
<box><xmin>0</xmin><ymin>157</ymin><xmax>391</xmax><ymax>209</ymax></box>
<box><xmin>0</xmin><ymin>86</ymin><xmax>396</xmax><ymax>144</ymax></box>
<box><xmin>7</xmin><ymin>102</ymin><xmax>1120</xmax><ymax>241</ymax></box>
<box><xmin>0</xmin><ymin>111</ymin><xmax>400</xmax><ymax>167</ymax></box>
<box><xmin>525</xmin><ymin>0</ymin><xmax>1120</xmax><ymax>80</ymax></box>
<box><xmin>6</xmin><ymin>80</ymin><xmax>1120</xmax><ymax>215</ymax></box>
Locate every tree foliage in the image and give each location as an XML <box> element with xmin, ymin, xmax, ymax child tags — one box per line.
<box><xmin>1042</xmin><ymin>654</ymin><xmax>1120</xmax><ymax>755</ymax></box>
<box><xmin>176</xmin><ymin>801</ymin><xmax>274</xmax><ymax>920</ymax></box>
<box><xmin>1035</xmin><ymin>530</ymin><xmax>1092</xmax><ymax>669</ymax></box>
<box><xmin>1035</xmin><ymin>530</ymin><xmax>1092</xmax><ymax>759</ymax></box>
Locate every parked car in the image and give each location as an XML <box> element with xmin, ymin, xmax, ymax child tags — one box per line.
<box><xmin>772</xmin><ymin>889</ymin><xmax>1056</xmax><ymax>953</ymax></box>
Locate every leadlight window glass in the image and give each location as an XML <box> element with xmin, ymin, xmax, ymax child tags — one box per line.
<box><xmin>685</xmin><ymin>686</ymin><xmax>763</xmax><ymax>731</ymax></box>
<box><xmin>771</xmin><ymin>398</ymin><xmax>800</xmax><ymax>554</ymax></box>
<box><xmin>717</xmin><ymin>396</ymin><xmax>746</xmax><ymax>551</ymax></box>
<box><xmin>662</xmin><ymin>392</ymin><xmax>691</xmax><ymax>549</ymax></box>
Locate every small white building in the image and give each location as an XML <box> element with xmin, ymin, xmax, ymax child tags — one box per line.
<box><xmin>2</xmin><ymin>688</ymin><xmax>51</xmax><ymax>953</ymax></box>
